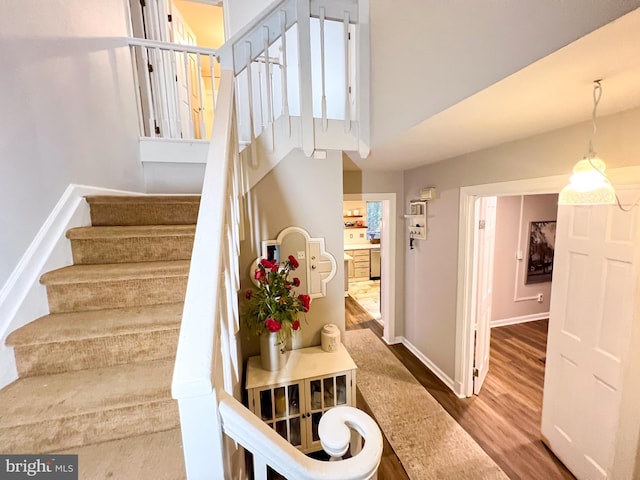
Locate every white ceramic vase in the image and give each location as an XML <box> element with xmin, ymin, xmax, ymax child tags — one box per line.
<box><xmin>260</xmin><ymin>332</ymin><xmax>289</xmax><ymax>371</ymax></box>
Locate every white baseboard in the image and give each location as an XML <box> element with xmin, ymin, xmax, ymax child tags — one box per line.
<box><xmin>381</xmin><ymin>335</ymin><xmax>403</xmax><ymax>345</ymax></box>
<box><xmin>491</xmin><ymin>312</ymin><xmax>550</xmax><ymax>328</ymax></box>
<box><xmin>0</xmin><ymin>184</ymin><xmax>146</xmax><ymax>389</ymax></box>
<box><xmin>399</xmin><ymin>337</ymin><xmax>464</xmax><ymax>398</ymax></box>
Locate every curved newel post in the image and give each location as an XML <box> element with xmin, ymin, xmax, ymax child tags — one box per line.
<box><xmin>318</xmin><ymin>406</ymin><xmax>380</xmax><ymax>462</ymax></box>
<box><xmin>218</xmin><ymin>394</ymin><xmax>382</xmax><ymax>480</ymax></box>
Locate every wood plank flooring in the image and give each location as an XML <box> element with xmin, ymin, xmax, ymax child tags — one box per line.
<box><xmin>345</xmin><ymin>296</ymin><xmax>576</xmax><ymax>480</ymax></box>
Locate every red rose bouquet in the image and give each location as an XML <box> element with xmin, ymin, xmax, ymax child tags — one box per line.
<box><xmin>242</xmin><ymin>255</ymin><xmax>311</xmax><ymax>343</ymax></box>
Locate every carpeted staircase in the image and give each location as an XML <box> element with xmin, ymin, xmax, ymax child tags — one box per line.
<box><xmin>0</xmin><ymin>195</ymin><xmax>200</xmax><ymax>479</ymax></box>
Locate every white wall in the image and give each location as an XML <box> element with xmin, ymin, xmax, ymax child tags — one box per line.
<box><xmin>491</xmin><ymin>194</ymin><xmax>558</xmax><ymax>324</ymax></box>
<box><xmin>0</xmin><ymin>0</ymin><xmax>144</xmax><ymax>288</ymax></box>
<box><xmin>402</xmin><ymin>106</ymin><xmax>640</xmax><ymax>380</ymax></box>
<box><xmin>224</xmin><ymin>0</ymin><xmax>269</xmax><ymax>37</ymax></box>
<box><xmin>370</xmin><ymin>0</ymin><xmax>640</xmax><ymax>147</ymax></box>
<box><xmin>240</xmin><ymin>149</ymin><xmax>344</xmax><ymax>358</ymax></box>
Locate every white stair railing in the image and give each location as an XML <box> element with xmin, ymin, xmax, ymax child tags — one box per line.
<box><xmin>219</xmin><ymin>393</ymin><xmax>382</xmax><ymax>480</ymax></box>
<box><xmin>220</xmin><ymin>0</ymin><xmax>370</xmax><ymax>163</ymax></box>
<box><xmin>128</xmin><ymin>38</ymin><xmax>219</xmax><ymax>140</ymax></box>
<box><xmin>170</xmin><ymin>0</ymin><xmax>380</xmax><ymax>478</ymax></box>
<box><xmin>172</xmin><ymin>66</ymin><xmax>381</xmax><ymax>480</ymax></box>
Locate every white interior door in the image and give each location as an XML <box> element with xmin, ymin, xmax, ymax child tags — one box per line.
<box><xmin>541</xmin><ymin>190</ymin><xmax>640</xmax><ymax>479</ymax></box>
<box><xmin>473</xmin><ymin>196</ymin><xmax>497</xmax><ymax>395</ymax></box>
<box><xmin>171</xmin><ymin>7</ymin><xmax>202</xmax><ymax>139</ymax></box>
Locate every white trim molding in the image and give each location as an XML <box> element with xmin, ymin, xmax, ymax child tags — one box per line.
<box><xmin>140</xmin><ymin>138</ymin><xmax>210</xmax><ymax>164</ymax></box>
<box><xmin>490</xmin><ymin>312</ymin><xmax>550</xmax><ymax>329</ymax></box>
<box><xmin>0</xmin><ymin>184</ymin><xmax>146</xmax><ymax>389</ymax></box>
<box><xmin>380</xmin><ymin>335</ymin><xmax>403</xmax><ymax>346</ymax></box>
<box><xmin>400</xmin><ymin>336</ymin><xmax>464</xmax><ymax>398</ymax></box>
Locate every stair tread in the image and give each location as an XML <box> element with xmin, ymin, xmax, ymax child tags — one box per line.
<box><xmin>7</xmin><ymin>303</ymin><xmax>183</xmax><ymax>347</ymax></box>
<box><xmin>0</xmin><ymin>359</ymin><xmax>174</xmax><ymax>428</ymax></box>
<box><xmin>85</xmin><ymin>195</ymin><xmax>199</xmax><ymax>205</ymax></box>
<box><xmin>67</xmin><ymin>225</ymin><xmax>195</xmax><ymax>240</ymax></box>
<box><xmin>60</xmin><ymin>428</ymin><xmax>185</xmax><ymax>479</ymax></box>
<box><xmin>40</xmin><ymin>260</ymin><xmax>190</xmax><ymax>285</ymax></box>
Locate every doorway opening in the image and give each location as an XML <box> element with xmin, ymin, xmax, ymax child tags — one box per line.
<box><xmin>457</xmin><ymin>168</ymin><xmax>640</xmax><ymax>477</ymax></box>
<box><xmin>344</xmin><ymin>193</ymin><xmax>397</xmax><ymax>344</ymax></box>
<box><xmin>345</xmin><ymin>200</ymin><xmax>382</xmax><ymax>321</ymax></box>
<box><xmin>455</xmin><ymin>176</ymin><xmax>565</xmax><ymax>398</ymax></box>
<box><xmin>471</xmin><ymin>194</ymin><xmax>558</xmax><ymax>395</ymax></box>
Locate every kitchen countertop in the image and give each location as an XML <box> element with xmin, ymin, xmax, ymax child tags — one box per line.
<box><xmin>344</xmin><ymin>243</ymin><xmax>380</xmax><ymax>251</ymax></box>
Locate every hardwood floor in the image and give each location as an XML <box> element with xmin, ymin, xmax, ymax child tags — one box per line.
<box><xmin>346</xmin><ymin>296</ymin><xmax>576</xmax><ymax>480</ymax></box>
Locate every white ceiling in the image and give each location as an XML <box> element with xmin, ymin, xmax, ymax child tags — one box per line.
<box><xmin>175</xmin><ymin>1</ymin><xmax>640</xmax><ymax>173</ymax></box>
<box><xmin>356</xmin><ymin>7</ymin><xmax>640</xmax><ymax>171</ymax></box>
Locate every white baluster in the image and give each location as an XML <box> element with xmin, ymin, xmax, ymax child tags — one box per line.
<box><xmin>343</xmin><ymin>11</ymin><xmax>352</xmax><ymax>133</ymax></box>
<box><xmin>245</xmin><ymin>41</ymin><xmax>258</xmax><ymax>167</ymax></box>
<box><xmin>280</xmin><ymin>10</ymin><xmax>291</xmax><ymax>136</ymax></box>
<box><xmin>183</xmin><ymin>51</ymin><xmax>194</xmax><ymax>139</ymax></box>
<box><xmin>171</xmin><ymin>50</ymin><xmax>183</xmax><ymax>139</ymax></box>
<box><xmin>197</xmin><ymin>53</ymin><xmax>206</xmax><ymax>139</ymax></box>
<box><xmin>253</xmin><ymin>456</ymin><xmax>268</xmax><ymax>480</ymax></box>
<box><xmin>320</xmin><ymin>7</ymin><xmax>328</xmax><ymax>131</ymax></box>
<box><xmin>357</xmin><ymin>0</ymin><xmax>371</xmax><ymax>158</ymax></box>
<box><xmin>263</xmin><ymin>26</ymin><xmax>275</xmax><ymax>153</ymax></box>
<box><xmin>297</xmin><ymin>0</ymin><xmax>315</xmax><ymax>156</ymax></box>
<box><xmin>209</xmin><ymin>54</ymin><xmax>217</xmax><ymax>110</ymax></box>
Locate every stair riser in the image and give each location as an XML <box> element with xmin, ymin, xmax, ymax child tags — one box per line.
<box><xmin>46</xmin><ymin>277</ymin><xmax>188</xmax><ymax>313</ymax></box>
<box><xmin>14</xmin><ymin>329</ymin><xmax>180</xmax><ymax>377</ymax></box>
<box><xmin>90</xmin><ymin>204</ymin><xmax>199</xmax><ymax>226</ymax></box>
<box><xmin>70</xmin><ymin>237</ymin><xmax>194</xmax><ymax>265</ymax></box>
<box><xmin>1</xmin><ymin>400</ymin><xmax>179</xmax><ymax>454</ymax></box>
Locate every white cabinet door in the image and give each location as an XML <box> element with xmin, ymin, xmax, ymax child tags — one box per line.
<box><xmin>541</xmin><ymin>192</ymin><xmax>640</xmax><ymax>479</ymax></box>
<box><xmin>252</xmin><ymin>383</ymin><xmax>306</xmax><ymax>449</ymax></box>
<box><xmin>305</xmin><ymin>373</ymin><xmax>351</xmax><ymax>450</ymax></box>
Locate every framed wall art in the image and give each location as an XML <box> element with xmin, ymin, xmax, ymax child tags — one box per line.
<box><xmin>526</xmin><ymin>220</ymin><xmax>557</xmax><ymax>284</ymax></box>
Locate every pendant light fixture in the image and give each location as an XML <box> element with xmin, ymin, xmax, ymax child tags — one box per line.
<box><xmin>558</xmin><ymin>80</ymin><xmax>616</xmax><ymax>205</ymax></box>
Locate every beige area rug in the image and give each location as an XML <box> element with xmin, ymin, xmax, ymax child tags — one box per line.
<box><xmin>345</xmin><ymin>329</ymin><xmax>508</xmax><ymax>480</ymax></box>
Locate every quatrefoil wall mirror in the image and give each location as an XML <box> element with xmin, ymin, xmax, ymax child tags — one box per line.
<box><xmin>250</xmin><ymin>226</ymin><xmax>337</xmax><ymax>298</ymax></box>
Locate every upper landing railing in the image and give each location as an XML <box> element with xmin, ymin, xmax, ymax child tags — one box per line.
<box><xmin>129</xmin><ymin>0</ymin><xmax>370</xmax><ymax>160</ymax></box>
<box><xmin>128</xmin><ymin>37</ymin><xmax>219</xmax><ymax>141</ymax></box>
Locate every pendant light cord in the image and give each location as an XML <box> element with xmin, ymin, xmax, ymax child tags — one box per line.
<box><xmin>587</xmin><ymin>80</ymin><xmax>602</xmax><ymax>159</ymax></box>
<box><xmin>585</xmin><ymin>80</ymin><xmax>638</xmax><ymax>212</ymax></box>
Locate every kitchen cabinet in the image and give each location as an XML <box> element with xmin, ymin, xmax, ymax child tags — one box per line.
<box><xmin>245</xmin><ymin>345</ymin><xmax>357</xmax><ymax>453</ymax></box>
<box><xmin>350</xmin><ymin>249</ymin><xmax>370</xmax><ymax>281</ymax></box>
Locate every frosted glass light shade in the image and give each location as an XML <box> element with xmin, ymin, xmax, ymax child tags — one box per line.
<box><xmin>558</xmin><ymin>158</ymin><xmax>616</xmax><ymax>205</ymax></box>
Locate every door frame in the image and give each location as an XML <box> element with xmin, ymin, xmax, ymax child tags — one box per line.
<box><xmin>343</xmin><ymin>193</ymin><xmax>397</xmax><ymax>344</ymax></box>
<box><xmin>455</xmin><ymin>166</ymin><xmax>640</xmax><ymax>397</ymax></box>
<box><xmin>456</xmin><ymin>174</ymin><xmax>566</xmax><ymax>397</ymax></box>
